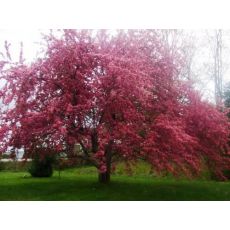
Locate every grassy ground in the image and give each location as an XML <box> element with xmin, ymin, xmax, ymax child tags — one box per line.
<box><xmin>1</xmin><ymin>165</ymin><xmax>230</xmax><ymax>201</ymax></box>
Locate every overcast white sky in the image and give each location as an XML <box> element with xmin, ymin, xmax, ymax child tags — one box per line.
<box><xmin>1</xmin><ymin>29</ymin><xmax>230</xmax><ymax>102</ymax></box>
<box><xmin>0</xmin><ymin>29</ymin><xmax>46</xmax><ymax>62</ymax></box>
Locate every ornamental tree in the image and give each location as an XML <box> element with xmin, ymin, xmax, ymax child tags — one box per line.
<box><xmin>0</xmin><ymin>30</ymin><xmax>229</xmax><ymax>183</ymax></box>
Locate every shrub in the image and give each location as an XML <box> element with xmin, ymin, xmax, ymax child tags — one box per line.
<box><xmin>28</xmin><ymin>154</ymin><xmax>54</xmax><ymax>177</ymax></box>
<box><xmin>0</xmin><ymin>162</ymin><xmax>4</xmax><ymax>171</ymax></box>
<box><xmin>222</xmin><ymin>170</ymin><xmax>230</xmax><ymax>180</ymax></box>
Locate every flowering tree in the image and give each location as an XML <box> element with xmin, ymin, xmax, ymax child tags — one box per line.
<box><xmin>0</xmin><ymin>30</ymin><xmax>229</xmax><ymax>183</ymax></box>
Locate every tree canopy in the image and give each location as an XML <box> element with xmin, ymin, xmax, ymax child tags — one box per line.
<box><xmin>0</xmin><ymin>30</ymin><xmax>229</xmax><ymax>182</ymax></box>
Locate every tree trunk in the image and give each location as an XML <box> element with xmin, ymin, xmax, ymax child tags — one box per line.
<box><xmin>91</xmin><ymin>130</ymin><xmax>98</xmax><ymax>153</ymax></box>
<box><xmin>98</xmin><ymin>171</ymin><xmax>110</xmax><ymax>183</ymax></box>
<box><xmin>98</xmin><ymin>140</ymin><xmax>113</xmax><ymax>184</ymax></box>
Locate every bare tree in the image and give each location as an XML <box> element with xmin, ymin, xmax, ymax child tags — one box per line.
<box><xmin>156</xmin><ymin>29</ymin><xmax>197</xmax><ymax>81</ymax></box>
<box><xmin>213</xmin><ymin>30</ymin><xmax>223</xmax><ymax>106</ymax></box>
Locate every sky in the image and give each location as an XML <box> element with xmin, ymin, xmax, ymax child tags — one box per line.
<box><xmin>0</xmin><ymin>29</ymin><xmax>46</xmax><ymax>62</ymax></box>
<box><xmin>1</xmin><ymin>29</ymin><xmax>230</xmax><ymax>103</ymax></box>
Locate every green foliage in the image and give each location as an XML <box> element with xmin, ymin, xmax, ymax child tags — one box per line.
<box><xmin>210</xmin><ymin>170</ymin><xmax>230</xmax><ymax>181</ymax></box>
<box><xmin>0</xmin><ymin>162</ymin><xmax>4</xmax><ymax>171</ymax></box>
<box><xmin>221</xmin><ymin>85</ymin><xmax>230</xmax><ymax>179</ymax></box>
<box><xmin>0</xmin><ymin>161</ymin><xmax>31</xmax><ymax>171</ymax></box>
<box><xmin>53</xmin><ymin>157</ymin><xmax>87</xmax><ymax>171</ymax></box>
<box><xmin>223</xmin><ymin>170</ymin><xmax>230</xmax><ymax>179</ymax></box>
<box><xmin>28</xmin><ymin>154</ymin><xmax>54</xmax><ymax>178</ymax></box>
<box><xmin>224</xmin><ymin>83</ymin><xmax>230</xmax><ymax>109</ymax></box>
<box><xmin>1</xmin><ymin>154</ymin><xmax>10</xmax><ymax>159</ymax></box>
<box><xmin>114</xmin><ymin>160</ymin><xmax>154</xmax><ymax>176</ymax></box>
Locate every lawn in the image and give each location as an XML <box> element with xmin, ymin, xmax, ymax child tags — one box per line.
<box><xmin>1</xmin><ymin>166</ymin><xmax>230</xmax><ymax>200</ymax></box>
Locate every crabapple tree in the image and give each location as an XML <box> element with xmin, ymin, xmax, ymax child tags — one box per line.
<box><xmin>0</xmin><ymin>30</ymin><xmax>229</xmax><ymax>183</ymax></box>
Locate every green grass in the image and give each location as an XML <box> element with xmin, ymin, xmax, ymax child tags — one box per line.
<box><xmin>1</xmin><ymin>166</ymin><xmax>230</xmax><ymax>200</ymax></box>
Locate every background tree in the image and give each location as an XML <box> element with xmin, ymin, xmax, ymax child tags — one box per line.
<box><xmin>156</xmin><ymin>29</ymin><xmax>197</xmax><ymax>80</ymax></box>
